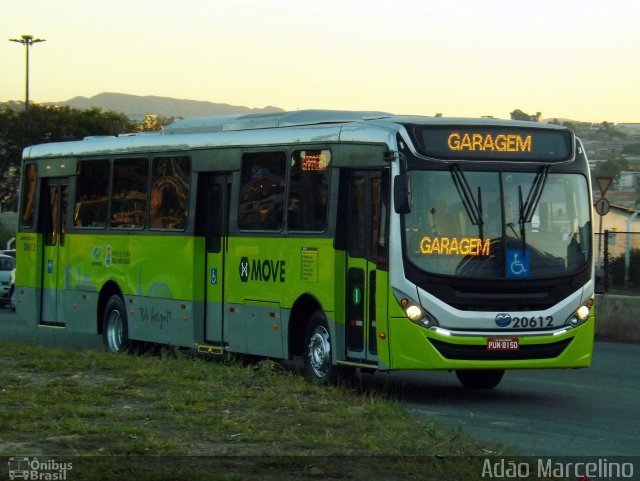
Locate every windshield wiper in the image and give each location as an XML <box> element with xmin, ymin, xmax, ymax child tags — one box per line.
<box><xmin>517</xmin><ymin>165</ymin><xmax>550</xmax><ymax>252</ymax></box>
<box><xmin>449</xmin><ymin>164</ymin><xmax>484</xmax><ymax>240</ymax></box>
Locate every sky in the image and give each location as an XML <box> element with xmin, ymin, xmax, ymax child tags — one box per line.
<box><xmin>2</xmin><ymin>0</ymin><xmax>639</xmax><ymax>123</ymax></box>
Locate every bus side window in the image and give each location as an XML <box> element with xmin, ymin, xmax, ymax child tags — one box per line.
<box><xmin>372</xmin><ymin>171</ymin><xmax>390</xmax><ymax>267</ymax></box>
<box><xmin>60</xmin><ymin>185</ymin><xmax>67</xmax><ymax>245</ymax></box>
<box><xmin>238</xmin><ymin>151</ymin><xmax>286</xmax><ymax>231</ymax></box>
<box><xmin>74</xmin><ymin>159</ymin><xmax>109</xmax><ymax>228</ymax></box>
<box><xmin>348</xmin><ymin>176</ymin><xmax>366</xmax><ymax>257</ymax></box>
<box><xmin>288</xmin><ymin>150</ymin><xmax>330</xmax><ymax>232</ymax></box>
<box><xmin>149</xmin><ymin>156</ymin><xmax>190</xmax><ymax>230</ymax></box>
<box><xmin>45</xmin><ymin>185</ymin><xmax>58</xmax><ymax>246</ymax></box>
<box><xmin>20</xmin><ymin>163</ymin><xmax>37</xmax><ymax>228</ymax></box>
<box><xmin>111</xmin><ymin>158</ymin><xmax>149</xmax><ymax>229</ymax></box>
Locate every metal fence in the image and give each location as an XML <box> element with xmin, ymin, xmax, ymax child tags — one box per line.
<box><xmin>595</xmin><ymin>230</ymin><xmax>640</xmax><ymax>294</ymax></box>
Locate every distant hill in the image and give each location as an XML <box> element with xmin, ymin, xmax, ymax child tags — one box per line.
<box><xmin>52</xmin><ymin>92</ymin><xmax>284</xmax><ymax>118</ymax></box>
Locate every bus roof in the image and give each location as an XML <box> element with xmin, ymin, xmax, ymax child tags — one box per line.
<box><xmin>162</xmin><ymin>109</ymin><xmax>392</xmax><ymax>134</ymax></box>
<box><xmin>163</xmin><ymin>110</ymin><xmax>569</xmax><ymax>134</ymax></box>
<box><xmin>22</xmin><ymin>110</ymin><xmax>571</xmax><ymax>160</ymax></box>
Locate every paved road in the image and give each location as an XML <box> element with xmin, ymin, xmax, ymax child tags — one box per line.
<box><xmin>362</xmin><ymin>341</ymin><xmax>640</xmax><ymax>456</ymax></box>
<box><xmin>1</xmin><ymin>309</ymin><xmax>638</xmax><ymax>456</ymax></box>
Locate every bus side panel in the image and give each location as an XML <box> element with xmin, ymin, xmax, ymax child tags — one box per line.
<box><xmin>63</xmin><ymin>291</ymin><xmax>100</xmax><ymax>334</ymax></box>
<box><xmin>15</xmin><ymin>233</ymin><xmax>41</xmax><ymax>323</ymax></box>
<box><xmin>126</xmin><ymin>296</ymin><xmax>195</xmax><ymax>348</ymax></box>
<box><xmin>60</xmin><ymin>233</ymin><xmax>201</xmax><ymax>345</ymax></box>
<box><xmin>374</xmin><ymin>269</ymin><xmax>390</xmax><ymax>369</ymax></box>
<box><xmin>225</xmin><ymin>236</ymin><xmax>337</xmax><ymax>357</ymax></box>
<box><xmin>331</xmin><ymin>249</ymin><xmax>347</xmax><ymax>363</ymax></box>
<box><xmin>125</xmin><ymin>234</ymin><xmax>201</xmax><ymax>347</ymax></box>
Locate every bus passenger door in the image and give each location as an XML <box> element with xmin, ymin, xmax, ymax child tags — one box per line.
<box><xmin>345</xmin><ymin>170</ymin><xmax>389</xmax><ymax>364</ymax></box>
<box><xmin>201</xmin><ymin>174</ymin><xmax>230</xmax><ymax>343</ymax></box>
<box><xmin>40</xmin><ymin>178</ymin><xmax>69</xmax><ymax>326</ymax></box>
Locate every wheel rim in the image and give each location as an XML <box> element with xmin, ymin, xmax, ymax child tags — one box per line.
<box><xmin>106</xmin><ymin>309</ymin><xmax>124</xmax><ymax>352</ymax></box>
<box><xmin>308</xmin><ymin>325</ymin><xmax>331</xmax><ymax>379</ymax></box>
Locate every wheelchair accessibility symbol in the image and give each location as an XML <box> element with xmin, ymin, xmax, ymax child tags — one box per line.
<box><xmin>506</xmin><ymin>250</ymin><xmax>531</xmax><ymax>278</ymax></box>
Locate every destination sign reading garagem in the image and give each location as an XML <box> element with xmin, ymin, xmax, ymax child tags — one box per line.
<box><xmin>419</xmin><ymin>236</ymin><xmax>490</xmax><ymax>256</ymax></box>
<box><xmin>410</xmin><ymin>125</ymin><xmax>574</xmax><ymax>162</ymax></box>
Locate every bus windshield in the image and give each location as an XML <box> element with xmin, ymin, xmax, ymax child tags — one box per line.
<box><xmin>404</xmin><ymin>170</ymin><xmax>591</xmax><ymax>279</ymax></box>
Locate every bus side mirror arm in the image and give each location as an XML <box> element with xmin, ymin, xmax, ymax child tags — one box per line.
<box><xmin>394</xmin><ymin>174</ymin><xmax>411</xmax><ymax>214</ymax></box>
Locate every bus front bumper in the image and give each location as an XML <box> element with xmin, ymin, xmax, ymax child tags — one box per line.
<box><xmin>386</xmin><ymin>314</ymin><xmax>594</xmax><ymax>371</ymax></box>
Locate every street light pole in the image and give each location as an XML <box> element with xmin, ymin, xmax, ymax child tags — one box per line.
<box><xmin>9</xmin><ymin>34</ymin><xmax>46</xmax><ymax>110</ymax></box>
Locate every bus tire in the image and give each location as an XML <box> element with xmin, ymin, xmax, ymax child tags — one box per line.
<box><xmin>303</xmin><ymin>310</ymin><xmax>339</xmax><ymax>385</ymax></box>
<box><xmin>455</xmin><ymin>369</ymin><xmax>504</xmax><ymax>389</ymax></box>
<box><xmin>102</xmin><ymin>295</ymin><xmax>130</xmax><ymax>353</ymax></box>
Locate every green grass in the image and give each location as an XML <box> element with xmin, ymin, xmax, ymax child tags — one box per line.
<box><xmin>0</xmin><ymin>341</ymin><xmax>523</xmax><ymax>480</ymax></box>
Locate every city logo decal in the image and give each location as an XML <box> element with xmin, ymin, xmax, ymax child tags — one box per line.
<box><xmin>91</xmin><ymin>246</ymin><xmax>103</xmax><ymax>266</ymax></box>
<box><xmin>239</xmin><ymin>257</ymin><xmax>286</xmax><ymax>283</ymax></box>
<box><xmin>91</xmin><ymin>246</ymin><xmax>102</xmax><ymax>261</ymax></box>
<box><xmin>495</xmin><ymin>313</ymin><xmax>512</xmax><ymax>328</ymax></box>
<box><xmin>105</xmin><ymin>245</ymin><xmax>112</xmax><ymax>267</ymax></box>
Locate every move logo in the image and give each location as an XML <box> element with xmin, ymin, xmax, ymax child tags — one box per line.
<box><xmin>239</xmin><ymin>257</ymin><xmax>286</xmax><ymax>283</ymax></box>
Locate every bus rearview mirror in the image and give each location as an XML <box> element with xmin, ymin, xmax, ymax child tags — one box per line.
<box><xmin>394</xmin><ymin>174</ymin><xmax>411</xmax><ymax>214</ymax></box>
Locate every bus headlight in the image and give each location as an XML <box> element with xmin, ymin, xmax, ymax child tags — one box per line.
<box><xmin>405</xmin><ymin>304</ymin><xmax>424</xmax><ymax>322</ymax></box>
<box><xmin>565</xmin><ymin>300</ymin><xmax>593</xmax><ymax>327</ymax></box>
<box><xmin>576</xmin><ymin>305</ymin><xmax>590</xmax><ymax>320</ymax></box>
<box><xmin>402</xmin><ymin>299</ymin><xmax>438</xmax><ymax>328</ymax></box>
<box><xmin>393</xmin><ymin>289</ymin><xmax>439</xmax><ymax>329</ymax></box>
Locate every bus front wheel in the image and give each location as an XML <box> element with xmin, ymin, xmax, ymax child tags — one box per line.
<box><xmin>455</xmin><ymin>369</ymin><xmax>504</xmax><ymax>389</ymax></box>
<box><xmin>102</xmin><ymin>295</ymin><xmax>130</xmax><ymax>353</ymax></box>
<box><xmin>303</xmin><ymin>311</ymin><xmax>339</xmax><ymax>385</ymax></box>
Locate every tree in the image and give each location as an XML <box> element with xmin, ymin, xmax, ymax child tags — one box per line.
<box><xmin>622</xmin><ymin>143</ymin><xmax>640</xmax><ymax>155</ymax></box>
<box><xmin>595</xmin><ymin>156</ymin><xmax>629</xmax><ymax>189</ymax></box>
<box><xmin>0</xmin><ymin>104</ymin><xmax>134</xmax><ymax>171</ymax></box>
<box><xmin>590</xmin><ymin>122</ymin><xmax>627</xmax><ymax>140</ymax></box>
<box><xmin>510</xmin><ymin>109</ymin><xmax>540</xmax><ymax>122</ymax></box>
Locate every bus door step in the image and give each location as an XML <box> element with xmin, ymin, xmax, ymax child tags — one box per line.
<box><xmin>196</xmin><ymin>344</ymin><xmax>226</xmax><ymax>356</ymax></box>
<box><xmin>337</xmin><ymin>360</ymin><xmax>378</xmax><ymax>370</ymax></box>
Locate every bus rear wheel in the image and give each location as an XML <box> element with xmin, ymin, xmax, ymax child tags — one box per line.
<box><xmin>303</xmin><ymin>311</ymin><xmax>339</xmax><ymax>385</ymax></box>
<box><xmin>455</xmin><ymin>369</ymin><xmax>504</xmax><ymax>389</ymax></box>
<box><xmin>102</xmin><ymin>295</ymin><xmax>130</xmax><ymax>353</ymax></box>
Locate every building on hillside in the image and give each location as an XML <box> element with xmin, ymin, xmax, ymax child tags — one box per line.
<box><xmin>597</xmin><ymin>204</ymin><xmax>640</xmax><ymax>232</ymax></box>
<box><xmin>617</xmin><ymin>170</ymin><xmax>640</xmax><ymax>192</ymax></box>
<box><xmin>594</xmin><ymin>204</ymin><xmax>640</xmax><ymax>274</ymax></box>
<box><xmin>616</xmin><ymin>124</ymin><xmax>640</xmax><ymax>137</ymax></box>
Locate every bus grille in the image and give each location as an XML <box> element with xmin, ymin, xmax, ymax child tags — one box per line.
<box><xmin>429</xmin><ymin>338</ymin><xmax>572</xmax><ymax>361</ymax></box>
<box><xmin>424</xmin><ymin>281</ymin><xmax>578</xmax><ymax>311</ymax></box>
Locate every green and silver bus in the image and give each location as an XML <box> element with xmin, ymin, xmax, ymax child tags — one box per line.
<box><xmin>15</xmin><ymin>110</ymin><xmax>595</xmax><ymax>388</ymax></box>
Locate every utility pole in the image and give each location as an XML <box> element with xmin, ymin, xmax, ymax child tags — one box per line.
<box><xmin>9</xmin><ymin>34</ymin><xmax>46</xmax><ymax>110</ymax></box>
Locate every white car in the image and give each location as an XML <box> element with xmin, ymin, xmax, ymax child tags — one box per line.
<box><xmin>0</xmin><ymin>254</ymin><xmax>16</xmax><ymax>309</ymax></box>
